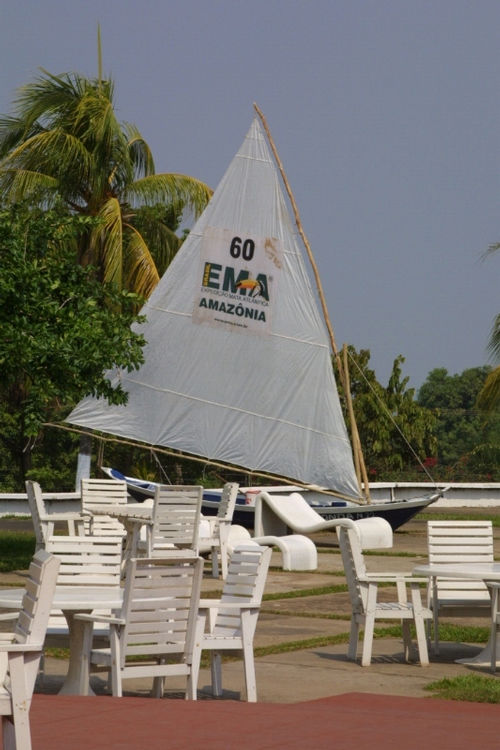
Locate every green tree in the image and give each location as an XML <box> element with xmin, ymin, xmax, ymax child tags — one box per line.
<box><xmin>0</xmin><ymin>203</ymin><xmax>146</xmax><ymax>487</ymax></box>
<box><xmin>477</xmin><ymin>244</ymin><xmax>500</xmax><ymax>413</ymax></box>
<box><xmin>0</xmin><ymin>67</ymin><xmax>212</xmax><ymax>297</ymax></box>
<box><xmin>336</xmin><ymin>348</ymin><xmax>436</xmax><ymax>479</ymax></box>
<box><xmin>418</xmin><ymin>367</ymin><xmax>500</xmax><ymax>480</ymax></box>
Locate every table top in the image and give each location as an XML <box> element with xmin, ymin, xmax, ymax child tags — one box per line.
<box><xmin>85</xmin><ymin>503</ymin><xmax>153</xmax><ymax>520</ymax></box>
<box><xmin>413</xmin><ymin>562</ymin><xmax>500</xmax><ymax>581</ymax></box>
<box><xmin>0</xmin><ymin>586</ymin><xmax>123</xmax><ymax>611</ymax></box>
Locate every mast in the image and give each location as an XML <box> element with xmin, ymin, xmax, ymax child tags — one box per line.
<box><xmin>254</xmin><ymin>103</ymin><xmax>370</xmax><ymax>501</ymax></box>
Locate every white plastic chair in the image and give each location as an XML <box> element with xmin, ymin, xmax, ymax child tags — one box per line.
<box><xmin>198</xmin><ymin>482</ymin><xmax>239</xmax><ymax>578</ymax></box>
<box><xmin>41</xmin><ymin>535</ymin><xmax>123</xmax><ymax>678</ymax></box>
<box><xmin>192</xmin><ymin>544</ymin><xmax>272</xmax><ymax>701</ymax></box>
<box><xmin>81</xmin><ymin>477</ymin><xmax>128</xmax><ymax>537</ymax></box>
<box><xmin>77</xmin><ymin>555</ymin><xmax>204</xmax><ymax>698</ymax></box>
<box><xmin>0</xmin><ymin>549</ymin><xmax>59</xmax><ymax>750</ymax></box>
<box><xmin>145</xmin><ymin>485</ymin><xmax>203</xmax><ymax>557</ymax></box>
<box><xmin>336</xmin><ymin>517</ymin><xmax>431</xmax><ymax>667</ymax></box>
<box><xmin>427</xmin><ymin>520</ymin><xmax>493</xmax><ymax>653</ymax></box>
<box><xmin>25</xmin><ymin>480</ymin><xmax>84</xmax><ymax>551</ymax></box>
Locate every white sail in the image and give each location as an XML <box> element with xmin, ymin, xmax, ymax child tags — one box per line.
<box><xmin>68</xmin><ymin>118</ymin><xmax>360</xmax><ymax>499</ymax></box>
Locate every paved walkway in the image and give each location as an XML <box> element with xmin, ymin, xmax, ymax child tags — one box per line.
<box><xmin>18</xmin><ymin>691</ymin><xmax>500</xmax><ymax>750</ymax></box>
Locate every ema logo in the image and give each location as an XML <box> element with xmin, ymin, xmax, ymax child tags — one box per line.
<box><xmin>201</xmin><ymin>262</ymin><xmax>269</xmax><ymax>301</ymax></box>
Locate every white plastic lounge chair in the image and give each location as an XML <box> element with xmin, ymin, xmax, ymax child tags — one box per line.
<box><xmin>198</xmin><ymin>482</ymin><xmax>239</xmax><ymax>578</ymax></box>
<box><xmin>336</xmin><ymin>517</ymin><xmax>431</xmax><ymax>667</ymax></box>
<box><xmin>77</xmin><ymin>555</ymin><xmax>204</xmax><ymax>698</ymax></box>
<box><xmin>25</xmin><ymin>480</ymin><xmax>84</xmax><ymax>551</ymax></box>
<box><xmin>0</xmin><ymin>549</ymin><xmax>59</xmax><ymax>750</ymax></box>
<box><xmin>192</xmin><ymin>544</ymin><xmax>272</xmax><ymax>701</ymax></box>
<box><xmin>225</xmin><ymin>524</ymin><xmax>318</xmax><ymax>572</ymax></box>
<box><xmin>426</xmin><ymin>520</ymin><xmax>493</xmax><ymax>653</ymax></box>
<box><xmin>254</xmin><ymin>491</ymin><xmax>346</xmax><ymax>536</ymax></box>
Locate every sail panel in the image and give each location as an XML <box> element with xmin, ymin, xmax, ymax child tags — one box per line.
<box><xmin>68</xmin><ymin>119</ymin><xmax>360</xmax><ymax>498</ymax></box>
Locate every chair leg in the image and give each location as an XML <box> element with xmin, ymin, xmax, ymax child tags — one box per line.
<box><xmin>490</xmin><ymin>587</ymin><xmax>499</xmax><ymax>673</ymax></box>
<box><xmin>410</xmin><ymin>585</ymin><xmax>429</xmax><ymax>666</ymax></box>
<box><xmin>414</xmin><ymin>615</ymin><xmax>430</xmax><ymax>666</ymax></box>
<box><xmin>211</xmin><ymin>548</ymin><xmax>219</xmax><ymax>579</ymax></box>
<box><xmin>241</xmin><ymin>633</ymin><xmax>257</xmax><ymax>702</ymax></box>
<box><xmin>432</xmin><ymin>609</ymin><xmax>440</xmax><ymax>655</ymax></box>
<box><xmin>7</xmin><ymin>654</ymin><xmax>33</xmax><ymax>750</ymax></box>
<box><xmin>361</xmin><ymin>613</ymin><xmax>375</xmax><ymax>666</ymax></box>
<box><xmin>185</xmin><ymin>671</ymin><xmax>198</xmax><ymax>700</ymax></box>
<box><xmin>348</xmin><ymin>618</ymin><xmax>360</xmax><ymax>660</ymax></box>
<box><xmin>401</xmin><ymin>620</ymin><xmax>412</xmax><ymax>661</ymax></box>
<box><xmin>210</xmin><ymin>652</ymin><xmax>223</xmax><ymax>696</ymax></box>
<box><xmin>3</xmin><ymin>715</ymin><xmax>27</xmax><ymax>750</ymax></box>
<box><xmin>151</xmin><ymin>676</ymin><xmax>164</xmax><ymax>698</ymax></box>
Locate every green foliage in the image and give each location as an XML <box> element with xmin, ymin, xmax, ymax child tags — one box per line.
<box><xmin>424</xmin><ymin>674</ymin><xmax>500</xmax><ymax>703</ymax></box>
<box><xmin>0</xmin><ymin>203</ymin><xmax>145</xmax><ymax>486</ymax></box>
<box><xmin>0</xmin><ymin>531</ymin><xmax>35</xmax><ymax>571</ymax></box>
<box><xmin>418</xmin><ymin>367</ymin><xmax>500</xmax><ymax>480</ymax></box>
<box><xmin>0</xmin><ymin>67</ymin><xmax>212</xmax><ymax>298</ymax></box>
<box><xmin>336</xmin><ymin>347</ymin><xmax>437</xmax><ymax>480</ymax></box>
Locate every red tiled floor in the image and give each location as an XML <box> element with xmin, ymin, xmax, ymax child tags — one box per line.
<box><xmin>8</xmin><ymin>692</ymin><xmax>500</xmax><ymax>750</ymax></box>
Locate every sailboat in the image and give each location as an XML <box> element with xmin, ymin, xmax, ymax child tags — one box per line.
<box><xmin>67</xmin><ymin>113</ymin><xmax>442</xmax><ymax>530</ymax></box>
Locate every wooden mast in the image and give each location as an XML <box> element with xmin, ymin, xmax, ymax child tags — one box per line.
<box><xmin>254</xmin><ymin>103</ymin><xmax>370</xmax><ymax>501</ymax></box>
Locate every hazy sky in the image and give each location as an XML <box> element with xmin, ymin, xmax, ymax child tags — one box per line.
<box><xmin>1</xmin><ymin>0</ymin><xmax>498</xmax><ymax>389</ymax></box>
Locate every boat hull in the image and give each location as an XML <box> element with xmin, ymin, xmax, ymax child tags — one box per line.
<box><xmin>101</xmin><ymin>468</ymin><xmax>436</xmax><ymax>532</ymax></box>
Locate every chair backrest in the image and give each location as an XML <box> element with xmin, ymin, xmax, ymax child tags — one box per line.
<box><xmin>151</xmin><ymin>485</ymin><xmax>203</xmax><ymax>553</ymax></box>
<box><xmin>25</xmin><ymin>480</ymin><xmax>47</xmax><ymax>551</ymax></box>
<box><xmin>7</xmin><ymin>549</ymin><xmax>60</xmax><ymax>701</ymax></box>
<box><xmin>45</xmin><ymin>535</ymin><xmax>122</xmax><ymax>587</ymax></box>
<box><xmin>216</xmin><ymin>482</ymin><xmax>239</xmax><ymax>523</ymax></box>
<box><xmin>81</xmin><ymin>478</ymin><xmax>128</xmax><ymax>536</ymax></box>
<box><xmin>336</xmin><ymin>518</ymin><xmax>393</xmax><ymax>613</ymax></box>
<box><xmin>212</xmin><ymin>545</ymin><xmax>272</xmax><ymax>637</ymax></box>
<box><xmin>119</xmin><ymin>556</ymin><xmax>204</xmax><ymax>668</ymax></box>
<box><xmin>427</xmin><ymin>520</ymin><xmax>494</xmax><ymax>602</ymax></box>
<box><xmin>15</xmin><ymin>549</ymin><xmax>60</xmax><ymax>647</ymax></box>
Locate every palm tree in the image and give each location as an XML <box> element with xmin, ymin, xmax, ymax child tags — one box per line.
<box><xmin>477</xmin><ymin>244</ymin><xmax>500</xmax><ymax>413</ymax></box>
<box><xmin>0</xmin><ymin>68</ymin><xmax>212</xmax><ymax>298</ymax></box>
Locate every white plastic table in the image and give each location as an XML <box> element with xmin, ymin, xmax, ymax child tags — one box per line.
<box><xmin>85</xmin><ymin>502</ymin><xmax>154</xmax><ymax>563</ymax></box>
<box><xmin>0</xmin><ymin>585</ymin><xmax>123</xmax><ymax>695</ymax></box>
<box><xmin>413</xmin><ymin>562</ymin><xmax>500</xmax><ymax>667</ymax></box>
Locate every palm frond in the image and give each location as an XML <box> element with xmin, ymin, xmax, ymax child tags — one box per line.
<box><xmin>124</xmin><ymin>224</ymin><xmax>160</xmax><ymax>298</ymax></box>
<box><xmin>126</xmin><ymin>173</ymin><xmax>212</xmax><ymax>216</ymax></box>
<box><xmin>0</xmin><ymin>168</ymin><xmax>58</xmax><ymax>204</ymax></box>
<box><xmin>13</xmin><ymin>70</ymin><xmax>114</xmax><ymax>131</ymax></box>
<box><xmin>131</xmin><ymin>214</ymin><xmax>181</xmax><ymax>275</ymax></box>
<box><xmin>487</xmin><ymin>313</ymin><xmax>500</xmax><ymax>361</ymax></box>
<box><xmin>0</xmin><ymin>116</ymin><xmax>44</xmax><ymax>158</ymax></box>
<box><xmin>2</xmin><ymin>129</ymin><xmax>92</xmax><ymax>181</ymax></box>
<box><xmin>123</xmin><ymin>122</ymin><xmax>155</xmax><ymax>178</ymax></box>
<box><xmin>90</xmin><ymin>197</ymin><xmax>123</xmax><ymax>287</ymax></box>
<box><xmin>477</xmin><ymin>366</ymin><xmax>500</xmax><ymax>413</ymax></box>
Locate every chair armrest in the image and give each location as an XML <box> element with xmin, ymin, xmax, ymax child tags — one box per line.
<box><xmin>0</xmin><ymin>641</ymin><xmax>44</xmax><ymax>652</ymax></box>
<box><xmin>361</xmin><ymin>574</ymin><xmax>427</xmax><ymax>584</ymax></box>
<box><xmin>74</xmin><ymin>613</ymin><xmax>125</xmax><ymax>625</ymax></box>
<box><xmin>198</xmin><ymin>599</ymin><xmax>257</xmax><ymax>611</ymax></box>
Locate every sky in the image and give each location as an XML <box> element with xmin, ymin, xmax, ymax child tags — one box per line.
<box><xmin>1</xmin><ymin>0</ymin><xmax>499</xmax><ymax>390</ymax></box>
